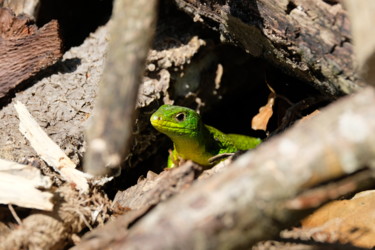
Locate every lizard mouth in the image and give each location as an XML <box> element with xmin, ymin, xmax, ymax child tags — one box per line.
<box><xmin>150</xmin><ymin>117</ymin><xmax>192</xmax><ymax>135</ymax></box>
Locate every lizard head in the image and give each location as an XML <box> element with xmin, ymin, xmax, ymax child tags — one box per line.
<box><xmin>150</xmin><ymin>104</ymin><xmax>202</xmax><ymax>138</ymax></box>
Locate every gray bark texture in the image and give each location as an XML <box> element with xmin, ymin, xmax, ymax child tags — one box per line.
<box><xmin>175</xmin><ymin>0</ymin><xmax>363</xmax><ymax>95</ymax></box>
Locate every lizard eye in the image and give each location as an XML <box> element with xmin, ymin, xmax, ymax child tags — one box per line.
<box><xmin>175</xmin><ymin>112</ymin><xmax>186</xmax><ymax>122</ymax></box>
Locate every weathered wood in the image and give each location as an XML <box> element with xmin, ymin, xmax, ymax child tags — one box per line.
<box><xmin>1</xmin><ymin>0</ymin><xmax>373</xmax><ymax>248</ymax></box>
<box><xmin>101</xmin><ymin>87</ymin><xmax>375</xmax><ymax>249</ymax></box>
<box><xmin>113</xmin><ymin>162</ymin><xmax>202</xmax><ymax>210</ymax></box>
<box><xmin>174</xmin><ymin>0</ymin><xmax>363</xmax><ymax>96</ymax></box>
<box><xmin>84</xmin><ymin>0</ymin><xmax>158</xmax><ymax>176</ymax></box>
<box><xmin>0</xmin><ymin>185</ymin><xmax>111</xmax><ymax>250</ymax></box>
<box><xmin>0</xmin><ymin>8</ymin><xmax>62</xmax><ymax>99</ymax></box>
<box><xmin>72</xmin><ymin>206</ymin><xmax>152</xmax><ymax>250</ymax></box>
<box><xmin>0</xmin><ymin>158</ymin><xmax>53</xmax><ymax>210</ymax></box>
<box><xmin>74</xmin><ymin>163</ymin><xmax>202</xmax><ymax>250</ymax></box>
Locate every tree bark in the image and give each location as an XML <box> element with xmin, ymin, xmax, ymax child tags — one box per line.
<box><xmin>0</xmin><ymin>8</ymin><xmax>62</xmax><ymax>98</ymax></box>
<box><xmin>174</xmin><ymin>0</ymin><xmax>362</xmax><ymax>96</ymax></box>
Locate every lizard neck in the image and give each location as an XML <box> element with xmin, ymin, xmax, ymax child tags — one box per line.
<box><xmin>170</xmin><ymin>123</ymin><xmax>215</xmax><ymax>166</ymax></box>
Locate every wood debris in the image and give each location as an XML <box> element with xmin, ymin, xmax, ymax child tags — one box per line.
<box><xmin>0</xmin><ymin>158</ymin><xmax>53</xmax><ymax>211</ymax></box>
<box><xmin>14</xmin><ymin>101</ymin><xmax>90</xmax><ymax>193</ymax></box>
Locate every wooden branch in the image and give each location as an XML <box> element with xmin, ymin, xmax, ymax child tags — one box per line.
<box><xmin>84</xmin><ymin>0</ymin><xmax>158</xmax><ymax>175</ymax></box>
<box><xmin>0</xmin><ymin>8</ymin><xmax>62</xmax><ymax>99</ymax></box>
<box><xmin>174</xmin><ymin>0</ymin><xmax>362</xmax><ymax>96</ymax></box>
<box><xmin>14</xmin><ymin>101</ymin><xmax>90</xmax><ymax>193</ymax></box>
<box><xmin>100</xmin><ymin>86</ymin><xmax>375</xmax><ymax>249</ymax></box>
<box><xmin>113</xmin><ymin>162</ymin><xmax>202</xmax><ymax>210</ymax></box>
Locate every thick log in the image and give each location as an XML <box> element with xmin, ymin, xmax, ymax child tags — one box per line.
<box><xmin>174</xmin><ymin>0</ymin><xmax>363</xmax><ymax>96</ymax></box>
<box><xmin>0</xmin><ymin>8</ymin><xmax>62</xmax><ymax>99</ymax></box>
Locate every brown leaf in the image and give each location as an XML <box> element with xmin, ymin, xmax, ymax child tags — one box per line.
<box><xmin>251</xmin><ymin>92</ymin><xmax>275</xmax><ymax>131</ymax></box>
<box><xmin>300</xmin><ymin>190</ymin><xmax>375</xmax><ymax>248</ymax></box>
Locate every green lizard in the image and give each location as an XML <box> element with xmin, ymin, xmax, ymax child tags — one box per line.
<box><xmin>150</xmin><ymin>104</ymin><xmax>261</xmax><ymax>168</ymax></box>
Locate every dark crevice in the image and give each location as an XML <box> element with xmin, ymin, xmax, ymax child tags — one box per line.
<box><xmin>340</xmin><ymin>36</ymin><xmax>351</xmax><ymax>46</ymax></box>
<box><xmin>330</xmin><ymin>36</ymin><xmax>351</xmax><ymax>54</ymax></box>
<box><xmin>322</xmin><ymin>0</ymin><xmax>340</xmax><ymax>6</ymax></box>
<box><xmin>36</xmin><ymin>0</ymin><xmax>114</xmax><ymax>50</ymax></box>
<box><xmin>286</xmin><ymin>1</ymin><xmax>297</xmax><ymax>15</ymax></box>
<box><xmin>329</xmin><ymin>44</ymin><xmax>337</xmax><ymax>54</ymax></box>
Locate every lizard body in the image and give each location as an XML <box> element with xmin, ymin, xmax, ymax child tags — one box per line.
<box><xmin>150</xmin><ymin>104</ymin><xmax>261</xmax><ymax>168</ymax></box>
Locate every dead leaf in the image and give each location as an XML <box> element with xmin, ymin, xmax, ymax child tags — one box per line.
<box><xmin>300</xmin><ymin>190</ymin><xmax>375</xmax><ymax>248</ymax></box>
<box><xmin>251</xmin><ymin>92</ymin><xmax>275</xmax><ymax>131</ymax></box>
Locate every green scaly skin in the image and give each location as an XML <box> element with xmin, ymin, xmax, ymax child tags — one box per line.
<box><xmin>150</xmin><ymin>104</ymin><xmax>262</xmax><ymax>168</ymax></box>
